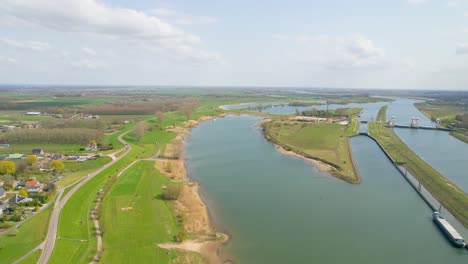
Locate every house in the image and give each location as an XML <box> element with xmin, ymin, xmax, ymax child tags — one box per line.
<box><xmin>9</xmin><ymin>194</ymin><xmax>26</xmax><ymax>205</ymax></box>
<box><xmin>7</xmin><ymin>153</ymin><xmax>24</xmax><ymax>159</ymax></box>
<box><xmin>0</xmin><ymin>200</ymin><xmax>8</xmax><ymax>216</ymax></box>
<box><xmin>51</xmin><ymin>154</ymin><xmax>64</xmax><ymax>160</ymax></box>
<box><xmin>0</xmin><ymin>187</ymin><xmax>5</xmax><ymax>199</ymax></box>
<box><xmin>26</xmin><ymin>112</ymin><xmax>41</xmax><ymax>116</ymax></box>
<box><xmin>32</xmin><ymin>149</ymin><xmax>45</xmax><ymax>156</ymax></box>
<box><xmin>25</xmin><ymin>180</ymin><xmax>42</xmax><ymax>194</ymax></box>
<box><xmin>8</xmin><ymin>180</ymin><xmax>18</xmax><ymax>189</ymax></box>
<box><xmin>85</xmin><ymin>143</ymin><xmax>98</xmax><ymax>151</ymax></box>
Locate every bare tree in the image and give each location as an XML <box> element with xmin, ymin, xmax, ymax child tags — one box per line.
<box><xmin>133</xmin><ymin>121</ymin><xmax>146</xmax><ymax>141</ymax></box>
<box><xmin>155</xmin><ymin>111</ymin><xmax>164</xmax><ymax>126</ymax></box>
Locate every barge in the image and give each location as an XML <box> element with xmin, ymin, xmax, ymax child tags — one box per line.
<box><xmin>433</xmin><ymin>212</ymin><xmax>466</xmax><ymax>248</ymax></box>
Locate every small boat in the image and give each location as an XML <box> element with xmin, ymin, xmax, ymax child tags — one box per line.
<box><xmin>433</xmin><ymin>212</ymin><xmax>466</xmax><ymax>248</ymax></box>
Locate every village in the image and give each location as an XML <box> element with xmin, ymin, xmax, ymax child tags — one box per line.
<box><xmin>0</xmin><ymin>140</ymin><xmax>102</xmax><ymax>226</ymax></box>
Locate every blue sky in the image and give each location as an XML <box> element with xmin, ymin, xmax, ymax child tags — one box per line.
<box><xmin>0</xmin><ymin>0</ymin><xmax>467</xmax><ymax>89</ymax></box>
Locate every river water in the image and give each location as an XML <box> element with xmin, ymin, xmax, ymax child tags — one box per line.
<box><xmin>185</xmin><ymin>116</ymin><xmax>467</xmax><ymax>263</ymax></box>
<box><xmin>222</xmin><ymin>98</ymin><xmax>468</xmax><ymax>193</ymax></box>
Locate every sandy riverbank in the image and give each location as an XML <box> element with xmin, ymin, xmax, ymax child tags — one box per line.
<box><xmin>156</xmin><ymin>114</ymin><xmax>230</xmax><ymax>264</ymax></box>
<box><xmin>273</xmin><ymin>143</ymin><xmax>336</xmax><ymax>173</ymax></box>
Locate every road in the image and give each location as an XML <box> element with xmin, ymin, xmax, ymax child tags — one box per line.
<box><xmin>34</xmin><ymin>131</ymin><xmax>132</xmax><ymax>264</ymax></box>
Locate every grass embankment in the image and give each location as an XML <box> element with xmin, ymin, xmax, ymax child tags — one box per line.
<box><xmin>48</xmin><ymin>122</ymin><xmax>177</xmax><ymax>263</ymax></box>
<box><xmin>100</xmin><ymin>161</ymin><xmax>180</xmax><ymax>263</ymax></box>
<box><xmin>414</xmin><ymin>102</ymin><xmax>462</xmax><ymax>121</ymax></box>
<box><xmin>17</xmin><ymin>249</ymin><xmax>42</xmax><ymax>264</ymax></box>
<box><xmin>49</xmin><ymin>104</ymin><xmax>223</xmax><ymax>263</ymax></box>
<box><xmin>368</xmin><ymin>122</ymin><xmax>468</xmax><ymax>227</ymax></box>
<box><xmin>0</xmin><ymin>202</ymin><xmax>54</xmax><ymax>263</ymax></box>
<box><xmin>376</xmin><ymin>105</ymin><xmax>388</xmax><ymax>122</ymax></box>
<box><xmin>449</xmin><ymin>131</ymin><xmax>468</xmax><ymax>143</ymax></box>
<box><xmin>263</xmin><ymin>120</ymin><xmax>360</xmax><ymax>183</ymax></box>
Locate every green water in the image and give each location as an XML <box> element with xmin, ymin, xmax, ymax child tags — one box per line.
<box><xmin>185</xmin><ymin>115</ymin><xmax>467</xmax><ymax>263</ymax></box>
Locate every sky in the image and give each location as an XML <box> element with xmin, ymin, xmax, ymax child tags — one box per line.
<box><xmin>0</xmin><ymin>0</ymin><xmax>467</xmax><ymax>90</ymax></box>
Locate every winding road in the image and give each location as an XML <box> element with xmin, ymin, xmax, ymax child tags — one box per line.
<box><xmin>27</xmin><ymin>131</ymin><xmax>132</xmax><ymax>264</ymax></box>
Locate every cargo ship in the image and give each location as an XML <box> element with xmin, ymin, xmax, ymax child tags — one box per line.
<box><xmin>433</xmin><ymin>212</ymin><xmax>466</xmax><ymax>248</ymax></box>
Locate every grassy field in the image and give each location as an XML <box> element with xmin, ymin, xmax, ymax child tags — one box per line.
<box><xmin>0</xmin><ymin>202</ymin><xmax>54</xmax><ymax>263</ymax></box>
<box><xmin>49</xmin><ymin>121</ymin><xmax>177</xmax><ymax>263</ymax></box>
<box><xmin>368</xmin><ymin>122</ymin><xmax>468</xmax><ymax>227</ymax></box>
<box><xmin>0</xmin><ymin>143</ymin><xmax>84</xmax><ymax>155</ymax></box>
<box><xmin>414</xmin><ymin>102</ymin><xmax>465</xmax><ymax>120</ymax></box>
<box><xmin>17</xmin><ymin>249</ymin><xmax>42</xmax><ymax>264</ymax></box>
<box><xmin>376</xmin><ymin>105</ymin><xmax>388</xmax><ymax>122</ymax></box>
<box><xmin>55</xmin><ymin>157</ymin><xmax>112</xmax><ymax>187</ymax></box>
<box><xmin>450</xmin><ymin>131</ymin><xmax>468</xmax><ymax>143</ymax></box>
<box><xmin>263</xmin><ymin>120</ymin><xmax>359</xmax><ymax>183</ymax></box>
<box><xmin>100</xmin><ymin>161</ymin><xmax>179</xmax><ymax>263</ymax></box>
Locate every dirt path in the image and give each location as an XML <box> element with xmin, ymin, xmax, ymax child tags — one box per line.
<box><xmin>90</xmin><ymin>150</ymin><xmax>160</xmax><ymax>263</ymax></box>
<box><xmin>35</xmin><ymin>131</ymin><xmax>132</xmax><ymax>264</ymax></box>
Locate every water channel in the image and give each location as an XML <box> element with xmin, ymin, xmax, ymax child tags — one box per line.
<box><xmin>185</xmin><ymin>115</ymin><xmax>467</xmax><ymax>263</ymax></box>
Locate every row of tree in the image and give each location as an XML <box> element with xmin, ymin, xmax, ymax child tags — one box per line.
<box><xmin>0</xmin><ymin>160</ymin><xmax>65</xmax><ymax>175</ymax></box>
<box><xmin>79</xmin><ymin>99</ymin><xmax>199</xmax><ymax>117</ymax></box>
<box><xmin>2</xmin><ymin>128</ymin><xmax>102</xmax><ymax>144</ymax></box>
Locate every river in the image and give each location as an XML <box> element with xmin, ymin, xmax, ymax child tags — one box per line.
<box><xmin>222</xmin><ymin>98</ymin><xmax>468</xmax><ymax>193</ymax></box>
<box><xmin>185</xmin><ymin>115</ymin><xmax>467</xmax><ymax>263</ymax></box>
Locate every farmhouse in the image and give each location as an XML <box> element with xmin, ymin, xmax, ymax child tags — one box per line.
<box><xmin>32</xmin><ymin>149</ymin><xmax>45</xmax><ymax>156</ymax></box>
<box><xmin>25</xmin><ymin>180</ymin><xmax>43</xmax><ymax>194</ymax></box>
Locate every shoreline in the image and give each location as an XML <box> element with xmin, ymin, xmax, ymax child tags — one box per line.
<box><xmin>157</xmin><ymin>114</ymin><xmax>232</xmax><ymax>264</ymax></box>
<box><xmin>261</xmin><ymin>121</ymin><xmax>360</xmax><ymax>184</ymax></box>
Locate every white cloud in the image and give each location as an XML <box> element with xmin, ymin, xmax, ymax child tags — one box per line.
<box><xmin>0</xmin><ymin>37</ymin><xmax>50</xmax><ymax>51</ymax></box>
<box><xmin>148</xmin><ymin>8</ymin><xmax>177</xmax><ymax>18</ymax></box>
<box><xmin>446</xmin><ymin>1</ymin><xmax>457</xmax><ymax>7</ymax></box>
<box><xmin>408</xmin><ymin>0</ymin><xmax>427</xmax><ymax>5</ymax></box>
<box><xmin>0</xmin><ymin>55</ymin><xmax>17</xmax><ymax>64</ymax></box>
<box><xmin>0</xmin><ymin>0</ymin><xmax>221</xmax><ymax>63</ymax></box>
<box><xmin>72</xmin><ymin>59</ymin><xmax>105</xmax><ymax>70</ymax></box>
<box><xmin>272</xmin><ymin>34</ymin><xmax>290</xmax><ymax>40</ymax></box>
<box><xmin>276</xmin><ymin>34</ymin><xmax>395</xmax><ymax>71</ymax></box>
<box><xmin>456</xmin><ymin>43</ymin><xmax>468</xmax><ymax>54</ymax></box>
<box><xmin>148</xmin><ymin>7</ymin><xmax>217</xmax><ymax>25</ymax></box>
<box><xmin>82</xmin><ymin>47</ymin><xmax>97</xmax><ymax>56</ymax></box>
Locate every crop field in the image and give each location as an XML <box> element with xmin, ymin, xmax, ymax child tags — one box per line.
<box><xmin>100</xmin><ymin>161</ymin><xmax>179</xmax><ymax>263</ymax></box>
<box><xmin>263</xmin><ymin>121</ymin><xmax>359</xmax><ymax>183</ymax></box>
<box><xmin>368</xmin><ymin>122</ymin><xmax>468</xmax><ymax>227</ymax></box>
<box><xmin>0</xmin><ymin>202</ymin><xmax>54</xmax><ymax>263</ymax></box>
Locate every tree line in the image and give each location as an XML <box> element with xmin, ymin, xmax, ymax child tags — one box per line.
<box><xmin>2</xmin><ymin>128</ymin><xmax>102</xmax><ymax>144</ymax></box>
<box><xmin>82</xmin><ymin>99</ymin><xmax>198</xmax><ymax>115</ymax></box>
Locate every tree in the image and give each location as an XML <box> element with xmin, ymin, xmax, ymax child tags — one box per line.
<box><xmin>162</xmin><ymin>182</ymin><xmax>183</xmax><ymax>200</ymax></box>
<box><xmin>165</xmin><ymin>162</ymin><xmax>172</xmax><ymax>173</ymax></box>
<box><xmin>19</xmin><ymin>188</ymin><xmax>29</xmax><ymax>197</ymax></box>
<box><xmin>50</xmin><ymin>160</ymin><xmax>65</xmax><ymax>172</ymax></box>
<box><xmin>155</xmin><ymin>111</ymin><xmax>164</xmax><ymax>125</ymax></box>
<box><xmin>25</xmin><ymin>155</ymin><xmax>38</xmax><ymax>166</ymax></box>
<box><xmin>133</xmin><ymin>122</ymin><xmax>146</xmax><ymax>141</ymax></box>
<box><xmin>179</xmin><ymin>100</ymin><xmax>198</xmax><ymax>120</ymax></box>
<box><xmin>0</xmin><ymin>161</ymin><xmax>16</xmax><ymax>175</ymax></box>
